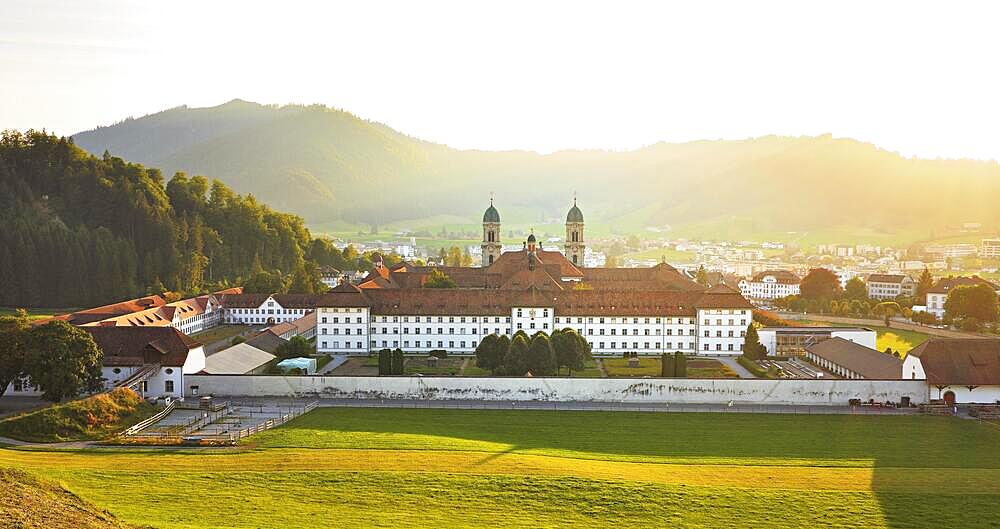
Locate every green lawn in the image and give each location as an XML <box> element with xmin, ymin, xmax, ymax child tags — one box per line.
<box><xmin>404</xmin><ymin>356</ymin><xmax>465</xmax><ymax>376</ymax></box>
<box><xmin>874</xmin><ymin>327</ymin><xmax>930</xmax><ymax>356</ymax></box>
<box><xmin>2</xmin><ymin>408</ymin><xmax>999</xmax><ymax>528</ymax></box>
<box><xmin>603</xmin><ymin>357</ymin><xmax>662</xmax><ymax>377</ymax></box>
<box><xmin>804</xmin><ymin>320</ymin><xmax>930</xmax><ymax>356</ymax></box>
<box><xmin>0</xmin><ymin>307</ymin><xmax>71</xmax><ymax>321</ymax></box>
<box><xmin>187</xmin><ymin>324</ymin><xmax>248</xmax><ymax>344</ymax></box>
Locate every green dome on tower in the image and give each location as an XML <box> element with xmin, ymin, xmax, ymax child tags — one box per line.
<box><xmin>483</xmin><ymin>201</ymin><xmax>501</xmax><ymax>223</ymax></box>
<box><xmin>566</xmin><ymin>201</ymin><xmax>584</xmax><ymax>223</ymax></box>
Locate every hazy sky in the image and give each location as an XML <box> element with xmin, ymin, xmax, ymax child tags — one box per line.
<box><xmin>2</xmin><ymin>0</ymin><xmax>999</xmax><ymax>160</ymax></box>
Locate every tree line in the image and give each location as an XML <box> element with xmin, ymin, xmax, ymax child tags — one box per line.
<box><xmin>0</xmin><ymin>130</ymin><xmax>396</xmax><ymax>307</ymax></box>
<box><xmin>474</xmin><ymin>328</ymin><xmax>592</xmax><ymax>376</ymax></box>
<box><xmin>772</xmin><ymin>267</ymin><xmax>999</xmax><ymax>332</ymax></box>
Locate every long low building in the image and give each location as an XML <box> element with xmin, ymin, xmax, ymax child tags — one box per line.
<box><xmin>315</xmin><ymin>211</ymin><xmax>755</xmax><ymax>357</ymax></box>
<box><xmin>757</xmin><ymin>326</ymin><xmax>876</xmax><ymax>357</ymax></box>
<box><xmin>804</xmin><ymin>337</ymin><xmax>903</xmax><ymax>379</ymax></box>
<box><xmin>903</xmin><ymin>338</ymin><xmax>1000</xmax><ymax>404</ymax></box>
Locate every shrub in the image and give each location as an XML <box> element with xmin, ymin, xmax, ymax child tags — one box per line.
<box><xmin>737</xmin><ymin>356</ymin><xmax>770</xmax><ymax>378</ymax></box>
<box><xmin>428</xmin><ymin>349</ymin><xmax>448</xmax><ymax>359</ymax></box>
<box><xmin>0</xmin><ymin>387</ymin><xmax>154</xmax><ymax>442</ymax></box>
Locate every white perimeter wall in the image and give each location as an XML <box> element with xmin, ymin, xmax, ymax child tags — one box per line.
<box><xmin>184</xmin><ymin>375</ymin><xmax>928</xmax><ymax>405</ymax></box>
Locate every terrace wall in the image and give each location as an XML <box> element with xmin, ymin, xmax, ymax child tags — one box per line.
<box><xmin>184</xmin><ymin>375</ymin><xmax>929</xmax><ymax>405</ymax></box>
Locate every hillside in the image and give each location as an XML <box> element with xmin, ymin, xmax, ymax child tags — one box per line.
<box><xmin>0</xmin><ymin>468</ymin><xmax>146</xmax><ymax>529</ymax></box>
<box><xmin>0</xmin><ymin>388</ymin><xmax>154</xmax><ymax>443</ymax></box>
<box><xmin>72</xmin><ymin>100</ymin><xmax>1000</xmax><ymax>236</ymax></box>
<box><xmin>0</xmin><ymin>130</ymin><xmax>336</xmax><ymax>307</ymax></box>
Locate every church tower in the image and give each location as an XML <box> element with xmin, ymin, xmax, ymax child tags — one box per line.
<box><xmin>565</xmin><ymin>197</ymin><xmax>585</xmax><ymax>266</ymax></box>
<box><xmin>481</xmin><ymin>197</ymin><xmax>502</xmax><ymax>266</ymax></box>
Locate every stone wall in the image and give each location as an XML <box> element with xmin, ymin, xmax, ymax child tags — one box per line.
<box><xmin>184</xmin><ymin>375</ymin><xmax>929</xmax><ymax>405</ymax></box>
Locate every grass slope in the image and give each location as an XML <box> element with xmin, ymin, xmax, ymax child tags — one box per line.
<box><xmin>0</xmin><ymin>468</ymin><xmax>142</xmax><ymax>529</ymax></box>
<box><xmin>1</xmin><ymin>408</ymin><xmax>999</xmax><ymax>528</ymax></box>
<box><xmin>0</xmin><ymin>388</ymin><xmax>155</xmax><ymax>443</ymax></box>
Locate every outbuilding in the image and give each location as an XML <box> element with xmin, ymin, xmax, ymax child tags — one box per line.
<box><xmin>903</xmin><ymin>338</ymin><xmax>1000</xmax><ymax>404</ymax></box>
<box><xmin>804</xmin><ymin>337</ymin><xmax>902</xmax><ymax>379</ymax></box>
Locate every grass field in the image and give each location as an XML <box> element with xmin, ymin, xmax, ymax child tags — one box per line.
<box><xmin>2</xmin><ymin>408</ymin><xmax>999</xmax><ymax>528</ymax></box>
<box><xmin>0</xmin><ymin>307</ymin><xmax>72</xmax><ymax>321</ymax></box>
<box><xmin>803</xmin><ymin>320</ymin><xmax>930</xmax><ymax>356</ymax></box>
<box><xmin>874</xmin><ymin>327</ymin><xmax>930</xmax><ymax>356</ymax></box>
<box><xmin>188</xmin><ymin>324</ymin><xmax>249</xmax><ymax>345</ymax></box>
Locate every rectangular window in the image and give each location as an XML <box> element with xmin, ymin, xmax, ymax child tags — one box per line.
<box><xmin>165</xmin><ymin>380</ymin><xmax>174</xmax><ymax>393</ymax></box>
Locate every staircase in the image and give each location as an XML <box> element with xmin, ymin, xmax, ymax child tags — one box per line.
<box><xmin>115</xmin><ymin>363</ymin><xmax>159</xmax><ymax>390</ymax></box>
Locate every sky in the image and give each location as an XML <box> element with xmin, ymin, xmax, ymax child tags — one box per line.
<box><xmin>2</xmin><ymin>0</ymin><xmax>999</xmax><ymax>160</ymax></box>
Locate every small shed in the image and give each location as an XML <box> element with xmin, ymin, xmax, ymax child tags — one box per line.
<box><xmin>276</xmin><ymin>357</ymin><xmax>318</xmax><ymax>375</ymax></box>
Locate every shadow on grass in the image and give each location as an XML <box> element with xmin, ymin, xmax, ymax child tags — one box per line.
<box><xmin>266</xmin><ymin>407</ymin><xmax>1000</xmax><ymax>528</ymax></box>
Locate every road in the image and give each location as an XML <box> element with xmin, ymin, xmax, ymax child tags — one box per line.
<box><xmin>775</xmin><ymin>312</ymin><xmax>982</xmax><ymax>339</ymax></box>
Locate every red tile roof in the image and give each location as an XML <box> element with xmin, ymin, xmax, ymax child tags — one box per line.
<box><xmin>867</xmin><ymin>274</ymin><xmax>911</xmax><ymax>284</ymax></box>
<box><xmin>749</xmin><ymin>270</ymin><xmax>800</xmax><ymax>284</ymax></box>
<box><xmin>928</xmin><ymin>276</ymin><xmax>999</xmax><ymax>294</ymax></box>
<box><xmin>908</xmin><ymin>339</ymin><xmax>1000</xmax><ymax>385</ymax></box>
<box><xmin>83</xmin><ymin>326</ymin><xmax>201</xmax><ymax>367</ymax></box>
<box><xmin>805</xmin><ymin>337</ymin><xmax>902</xmax><ymax>379</ymax></box>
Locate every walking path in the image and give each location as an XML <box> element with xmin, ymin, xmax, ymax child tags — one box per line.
<box><xmin>709</xmin><ymin>356</ymin><xmax>756</xmax><ymax>379</ymax></box>
<box><xmin>316</xmin><ymin>355</ymin><xmax>349</xmax><ymax>375</ymax></box>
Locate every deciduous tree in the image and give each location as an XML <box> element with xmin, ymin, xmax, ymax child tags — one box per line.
<box><xmin>800</xmin><ymin>268</ymin><xmax>843</xmax><ymax>300</ymax></box>
<box><xmin>25</xmin><ymin>321</ymin><xmax>103</xmax><ymax>402</ymax></box>
<box><xmin>0</xmin><ymin>310</ymin><xmax>31</xmax><ymax>399</ymax></box>
<box><xmin>527</xmin><ymin>332</ymin><xmax>557</xmax><ymax>376</ymax></box>
<box><xmin>474</xmin><ymin>334</ymin><xmax>506</xmax><ymax>374</ymax></box>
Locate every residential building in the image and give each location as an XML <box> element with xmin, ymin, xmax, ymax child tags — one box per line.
<box><xmin>756</xmin><ymin>327</ymin><xmax>876</xmax><ymax>357</ymax></box>
<box><xmin>738</xmin><ymin>270</ymin><xmax>800</xmax><ymax>302</ymax></box>
<box><xmin>218</xmin><ymin>293</ymin><xmax>319</xmax><ymax>325</ymax></box>
<box><xmin>804</xmin><ymin>337</ymin><xmax>902</xmax><ymax>379</ymax></box>
<box><xmin>88</xmin><ymin>327</ymin><xmax>205</xmax><ymax>399</ymax></box>
<box><xmin>865</xmin><ymin>274</ymin><xmax>915</xmax><ymax>300</ymax></box>
<box><xmin>79</xmin><ymin>295</ymin><xmax>225</xmax><ymax>335</ymax></box>
<box><xmin>925</xmin><ymin>276</ymin><xmax>1000</xmax><ymax>319</ymax></box>
<box><xmin>315</xmin><ymin>200</ymin><xmax>754</xmax><ymax>357</ymax></box>
<box><xmin>980</xmin><ymin>238</ymin><xmax>1000</xmax><ymax>259</ymax></box>
<box><xmin>264</xmin><ymin>311</ymin><xmax>317</xmax><ymax>340</ymax></box>
<box><xmin>903</xmin><ymin>339</ymin><xmax>1000</xmax><ymax>404</ymax></box>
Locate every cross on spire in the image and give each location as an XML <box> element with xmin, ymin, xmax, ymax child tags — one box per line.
<box><xmin>490</xmin><ymin>191</ymin><xmax>494</xmax><ymax>206</ymax></box>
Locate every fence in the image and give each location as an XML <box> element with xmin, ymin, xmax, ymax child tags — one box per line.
<box><xmin>121</xmin><ymin>400</ymin><xmax>176</xmax><ymax>436</ymax></box>
<box><xmin>215</xmin><ymin>400</ymin><xmax>319</xmax><ymax>442</ymax></box>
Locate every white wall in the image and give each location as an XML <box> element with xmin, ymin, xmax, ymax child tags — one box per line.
<box><xmin>927</xmin><ymin>384</ymin><xmax>1000</xmax><ymax>404</ymax></box>
<box><xmin>184</xmin><ymin>375</ymin><xmax>927</xmax><ymax>405</ymax></box>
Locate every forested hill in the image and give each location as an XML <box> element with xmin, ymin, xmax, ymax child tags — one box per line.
<box><xmin>0</xmin><ymin>131</ymin><xmax>373</xmax><ymax>308</ymax></box>
<box><xmin>72</xmin><ymin>100</ymin><xmax>1000</xmax><ymax>233</ymax></box>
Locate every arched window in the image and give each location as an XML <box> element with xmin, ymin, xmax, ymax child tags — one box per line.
<box><xmin>572</xmin><ymin>254</ymin><xmax>578</xmax><ymax>264</ymax></box>
<box><xmin>488</xmin><ymin>254</ymin><xmax>494</xmax><ymax>265</ymax></box>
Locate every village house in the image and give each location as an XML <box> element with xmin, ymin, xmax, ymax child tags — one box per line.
<box><xmin>903</xmin><ymin>338</ymin><xmax>1000</xmax><ymax>404</ymax></box>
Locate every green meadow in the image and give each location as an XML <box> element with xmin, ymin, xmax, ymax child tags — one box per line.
<box><xmin>1</xmin><ymin>408</ymin><xmax>998</xmax><ymax>528</ymax></box>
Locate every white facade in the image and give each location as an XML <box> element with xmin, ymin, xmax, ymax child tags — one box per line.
<box><xmin>738</xmin><ymin>275</ymin><xmax>799</xmax><ymax>301</ymax></box>
<box><xmin>184</xmin><ymin>374</ymin><xmax>930</xmax><ymax>405</ymax></box>
<box><xmin>224</xmin><ymin>296</ymin><xmax>311</xmax><ymax>325</ymax></box>
<box><xmin>926</xmin><ymin>292</ymin><xmax>948</xmax><ymax>319</ymax></box>
<box><xmin>867</xmin><ymin>276</ymin><xmax>914</xmax><ymax>300</ymax></box>
<box><xmin>316</xmin><ymin>305</ymin><xmax>750</xmax><ymax>357</ymax></box>
<box><xmin>980</xmin><ymin>238</ymin><xmax>1000</xmax><ymax>259</ymax></box>
<box><xmin>5</xmin><ymin>345</ymin><xmax>205</xmax><ymax>400</ymax></box>
<box><xmin>902</xmin><ymin>354</ymin><xmax>1000</xmax><ymax>404</ymax></box>
<box><xmin>757</xmin><ymin>328</ymin><xmax>876</xmax><ymax>356</ymax></box>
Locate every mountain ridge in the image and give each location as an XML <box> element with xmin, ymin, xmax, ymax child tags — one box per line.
<box><xmin>70</xmin><ymin>100</ymin><xmax>1000</xmax><ymax>234</ymax></box>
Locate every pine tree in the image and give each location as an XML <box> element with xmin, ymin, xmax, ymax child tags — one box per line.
<box><xmin>916</xmin><ymin>268</ymin><xmax>934</xmax><ymax>300</ymax></box>
<box><xmin>674</xmin><ymin>352</ymin><xmax>687</xmax><ymax>377</ymax></box>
